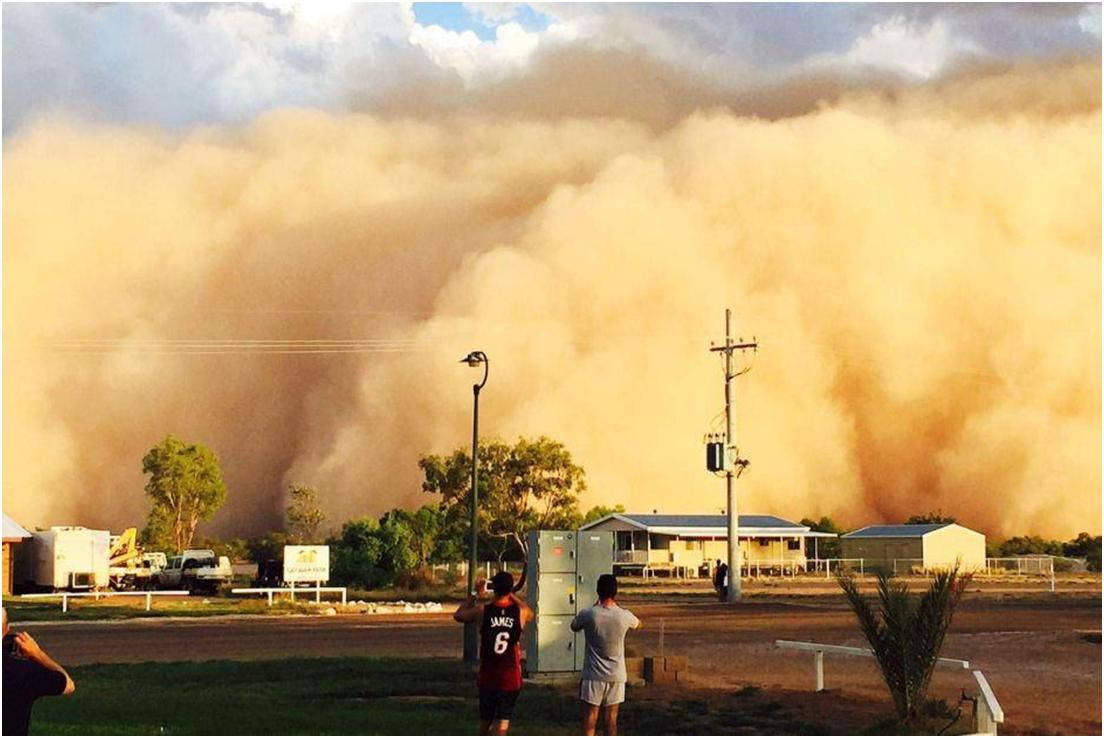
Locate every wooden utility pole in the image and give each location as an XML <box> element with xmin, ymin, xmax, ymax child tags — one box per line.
<box><xmin>709</xmin><ymin>308</ymin><xmax>756</xmax><ymax>603</ymax></box>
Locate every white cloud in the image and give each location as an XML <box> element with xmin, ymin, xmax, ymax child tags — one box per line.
<box><xmin>1078</xmin><ymin>4</ymin><xmax>1102</xmax><ymax>38</ymax></box>
<box><xmin>2</xmin><ymin>3</ymin><xmax>1098</xmax><ymax>132</ymax></box>
<box><xmin>812</xmin><ymin>16</ymin><xmax>980</xmax><ymax>80</ymax></box>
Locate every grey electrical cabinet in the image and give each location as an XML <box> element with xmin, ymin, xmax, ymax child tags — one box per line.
<box><xmin>524</xmin><ymin>529</ymin><xmax>614</xmax><ymax>676</ymax></box>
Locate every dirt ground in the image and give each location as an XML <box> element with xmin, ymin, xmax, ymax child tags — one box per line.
<box><xmin>18</xmin><ymin>584</ymin><xmax>1101</xmax><ymax>735</ymax></box>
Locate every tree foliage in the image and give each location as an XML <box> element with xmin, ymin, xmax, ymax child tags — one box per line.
<box><xmin>141</xmin><ymin>435</ymin><xmax>228</xmax><ymax>553</ymax></box>
<box><xmin>837</xmin><ymin>567</ymin><xmax>969</xmax><ymax>723</ymax></box>
<box><xmin>991</xmin><ymin>532</ymin><xmax>1102</xmax><ymax>572</ymax></box>
<box><xmin>326</xmin><ymin>510</ymin><xmax>428</xmax><ymax>589</ymax></box>
<box><xmin>582</xmin><ymin>504</ymin><xmax>625</xmax><ymax>526</ymax></box>
<box><xmin>420</xmin><ymin>436</ymin><xmax>585</xmax><ymax>563</ymax></box>
<box><xmin>285</xmin><ymin>484</ymin><xmax>325</xmax><ymax>544</ymax></box>
<box><xmin>904</xmin><ymin>510</ymin><xmax>956</xmax><ymax>525</ymax></box>
<box><xmin>799</xmin><ymin>516</ymin><xmax>843</xmax><ymax>559</ymax></box>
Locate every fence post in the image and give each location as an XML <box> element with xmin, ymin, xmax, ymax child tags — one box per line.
<box><xmin>341</xmin><ymin>588</ymin><xmax>347</xmax><ymax>605</ymax></box>
<box><xmin>267</xmin><ymin>590</ymin><xmax>273</xmax><ymax>607</ymax></box>
<box><xmin>814</xmin><ymin>650</ymin><xmax>824</xmax><ymax>691</ymax></box>
<box><xmin>825</xmin><ymin>559</ymin><xmax>831</xmax><ymax>580</ymax></box>
<box><xmin>860</xmin><ymin>559</ymin><xmax>864</xmax><ymax>576</ymax></box>
<box><xmin>145</xmin><ymin>593</ymin><xmax>152</xmax><ymax>611</ymax></box>
<box><xmin>316</xmin><ymin>581</ymin><xmax>321</xmax><ymax>604</ymax></box>
<box><xmin>62</xmin><ymin>594</ymin><xmax>68</xmax><ymax>613</ymax></box>
<box><xmin>290</xmin><ymin>582</ymin><xmax>295</xmax><ymax>602</ymax></box>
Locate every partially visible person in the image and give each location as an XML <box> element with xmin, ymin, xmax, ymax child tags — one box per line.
<box><xmin>570</xmin><ymin>574</ymin><xmax>642</xmax><ymax>736</ymax></box>
<box><xmin>714</xmin><ymin>560</ymin><xmax>729</xmax><ymax>601</ymax></box>
<box><xmin>3</xmin><ymin>607</ymin><xmax>76</xmax><ymax>736</ymax></box>
<box><xmin>453</xmin><ymin>571</ymin><xmax>533</xmax><ymax>735</ymax></box>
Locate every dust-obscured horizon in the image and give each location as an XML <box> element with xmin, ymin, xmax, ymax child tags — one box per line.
<box><xmin>3</xmin><ymin>54</ymin><xmax>1100</xmax><ymax>540</ymax></box>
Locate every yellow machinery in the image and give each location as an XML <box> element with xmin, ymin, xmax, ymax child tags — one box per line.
<box><xmin>108</xmin><ymin>528</ymin><xmax>161</xmax><ymax>589</ymax></box>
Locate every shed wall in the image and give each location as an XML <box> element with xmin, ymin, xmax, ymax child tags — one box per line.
<box><xmin>924</xmin><ymin>525</ymin><xmax>986</xmax><ymax>571</ymax></box>
<box><xmin>841</xmin><ymin>537</ymin><xmax>924</xmax><ymax>569</ymax></box>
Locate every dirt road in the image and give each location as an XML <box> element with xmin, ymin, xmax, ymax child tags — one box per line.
<box><xmin>21</xmin><ymin>594</ymin><xmax>1100</xmax><ymax>734</ymax></box>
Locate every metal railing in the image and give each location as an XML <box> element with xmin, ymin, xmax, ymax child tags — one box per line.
<box><xmin>774</xmin><ymin>639</ymin><xmax>1002</xmax><ymax>734</ymax></box>
<box><xmin>18</xmin><ymin>590</ymin><xmax>189</xmax><ymax>612</ymax></box>
<box><xmin>231</xmin><ymin>584</ymin><xmax>347</xmax><ymax>606</ymax></box>
<box><xmin>614</xmin><ymin>550</ymin><xmax>649</xmax><ymax>564</ymax></box>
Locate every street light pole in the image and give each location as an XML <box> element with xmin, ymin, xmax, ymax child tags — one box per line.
<box><xmin>461</xmin><ymin>351</ymin><xmax>488</xmax><ymax>664</ymax></box>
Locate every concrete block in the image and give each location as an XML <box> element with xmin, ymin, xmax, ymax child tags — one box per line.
<box><xmin>650</xmin><ymin>667</ymin><xmax>676</xmax><ymax>685</ymax></box>
<box><xmin>664</xmin><ymin>655</ymin><xmax>688</xmax><ymax>672</ymax></box>
<box><xmin>624</xmin><ymin>657</ymin><xmax>645</xmax><ymax>680</ymax></box>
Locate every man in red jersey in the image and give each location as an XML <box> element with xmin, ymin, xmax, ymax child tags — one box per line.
<box><xmin>454</xmin><ymin>571</ymin><xmax>533</xmax><ymax>735</ymax></box>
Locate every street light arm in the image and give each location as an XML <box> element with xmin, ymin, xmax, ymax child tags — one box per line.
<box><xmin>476</xmin><ymin>352</ymin><xmax>489</xmax><ymax>391</ymax></box>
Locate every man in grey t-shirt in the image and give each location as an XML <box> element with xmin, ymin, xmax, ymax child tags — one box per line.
<box><xmin>570</xmin><ymin>574</ymin><xmax>641</xmax><ymax>736</ymax></box>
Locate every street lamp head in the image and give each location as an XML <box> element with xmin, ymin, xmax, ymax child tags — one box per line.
<box><xmin>460</xmin><ymin>351</ymin><xmax>486</xmax><ymax>367</ymax></box>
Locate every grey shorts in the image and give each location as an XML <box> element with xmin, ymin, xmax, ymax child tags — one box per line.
<box><xmin>579</xmin><ymin>679</ymin><xmax>626</xmax><ymax>706</ymax></box>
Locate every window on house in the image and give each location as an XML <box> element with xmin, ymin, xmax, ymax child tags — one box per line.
<box><xmin>757</xmin><ymin>538</ymin><xmax>770</xmax><ymax>547</ymax></box>
<box><xmin>787</xmin><ymin>538</ymin><xmax>802</xmax><ymax>551</ymax></box>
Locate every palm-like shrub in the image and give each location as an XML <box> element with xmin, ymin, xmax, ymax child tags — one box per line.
<box><xmin>837</xmin><ymin>566</ymin><xmax>970</xmax><ymax>723</ymax></box>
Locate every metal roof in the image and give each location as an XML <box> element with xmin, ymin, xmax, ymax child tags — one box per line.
<box><xmin>579</xmin><ymin>513</ymin><xmax>832</xmax><ymax>537</ymax></box>
<box><xmin>842</xmin><ymin>523</ymin><xmax>951</xmax><ymax>538</ymax></box>
<box><xmin>619</xmin><ymin>514</ymin><xmax>803</xmax><ymax>529</ymax></box>
<box><xmin>3</xmin><ymin>513</ymin><xmax>32</xmax><ymax>541</ymax></box>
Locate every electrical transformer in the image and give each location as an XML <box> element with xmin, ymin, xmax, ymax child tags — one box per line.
<box><xmin>524</xmin><ymin>529</ymin><xmax>614</xmax><ymax>676</ymax></box>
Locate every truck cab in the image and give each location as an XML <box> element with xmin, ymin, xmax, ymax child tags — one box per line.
<box><xmin>154</xmin><ymin>550</ymin><xmax>232</xmax><ymax>594</ymax></box>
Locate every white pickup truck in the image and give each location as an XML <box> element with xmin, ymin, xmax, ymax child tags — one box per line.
<box><xmin>153</xmin><ymin>550</ymin><xmax>233</xmax><ymax>594</ymax></box>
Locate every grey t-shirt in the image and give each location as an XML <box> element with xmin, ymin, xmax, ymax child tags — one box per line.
<box><xmin>570</xmin><ymin>602</ymin><xmax>640</xmax><ymax>682</ymax></box>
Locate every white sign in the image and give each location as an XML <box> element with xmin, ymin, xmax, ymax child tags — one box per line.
<box><xmin>283</xmin><ymin>545</ymin><xmax>330</xmax><ymax>583</ymax></box>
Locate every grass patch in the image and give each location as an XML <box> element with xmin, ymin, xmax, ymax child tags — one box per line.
<box><xmin>30</xmin><ymin>657</ymin><xmax>880</xmax><ymax>735</ymax></box>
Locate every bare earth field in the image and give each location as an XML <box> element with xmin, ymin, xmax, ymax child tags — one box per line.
<box><xmin>17</xmin><ymin>578</ymin><xmax>1101</xmax><ymax>735</ymax></box>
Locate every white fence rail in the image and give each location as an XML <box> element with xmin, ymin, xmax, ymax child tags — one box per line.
<box><xmin>231</xmin><ymin>585</ymin><xmax>347</xmax><ymax>606</ymax></box>
<box><xmin>18</xmin><ymin>591</ymin><xmax>189</xmax><ymax>612</ymax></box>
<box><xmin>972</xmin><ymin>670</ymin><xmax>1005</xmax><ymax>735</ymax></box>
<box><xmin>774</xmin><ymin>639</ymin><xmax>969</xmax><ymax>691</ymax></box>
<box><xmin>774</xmin><ymin>639</ymin><xmax>1003</xmax><ymax>734</ymax></box>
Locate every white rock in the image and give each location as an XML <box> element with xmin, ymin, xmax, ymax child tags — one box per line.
<box><xmin>324</xmin><ymin>607</ymin><xmax>337</xmax><ymax>616</ymax></box>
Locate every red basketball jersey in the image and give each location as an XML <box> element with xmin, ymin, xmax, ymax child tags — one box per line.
<box><xmin>478</xmin><ymin>600</ymin><xmax>523</xmax><ymax>691</ymax></box>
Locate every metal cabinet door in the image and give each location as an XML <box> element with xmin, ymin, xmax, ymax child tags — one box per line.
<box><xmin>576</xmin><ymin>531</ymin><xmax>614</xmax><ymax>600</ymax></box>
<box><xmin>529</xmin><ymin>615</ymin><xmax>576</xmax><ymax>673</ymax></box>
<box><xmin>533</xmin><ymin>531</ymin><xmax>576</xmax><ymax>573</ymax></box>
<box><xmin>535</xmin><ymin>572</ymin><xmax>576</xmax><ymax>615</ymax></box>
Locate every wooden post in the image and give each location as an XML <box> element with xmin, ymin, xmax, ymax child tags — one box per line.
<box><xmin>267</xmin><ymin>590</ymin><xmax>273</xmax><ymax>606</ymax></box>
<box><xmin>62</xmin><ymin>594</ymin><xmax>68</xmax><ymax>613</ymax></box>
<box><xmin>145</xmin><ymin>593</ymin><xmax>152</xmax><ymax>611</ymax></box>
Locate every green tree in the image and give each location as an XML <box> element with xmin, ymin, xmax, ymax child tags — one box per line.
<box><xmin>996</xmin><ymin>535</ymin><xmax>1063</xmax><ymax>556</ymax></box>
<box><xmin>800</xmin><ymin>516</ymin><xmax>843</xmax><ymax>559</ymax></box>
<box><xmin>1063</xmin><ymin>532</ymin><xmax>1102</xmax><ymax>572</ymax></box>
<box><xmin>140</xmin><ymin>506</ymin><xmax>174</xmax><ymax>552</ymax></box>
<box><xmin>142</xmin><ymin>435</ymin><xmax>228</xmax><ymax>553</ymax></box>
<box><xmin>582</xmin><ymin>504</ymin><xmax>625</xmax><ymax>526</ymax></box>
<box><xmin>376</xmin><ymin>510</ymin><xmax>419</xmax><ymax>577</ymax></box>
<box><xmin>286</xmin><ymin>484</ymin><xmax>325</xmax><ymax>544</ymax></box>
<box><xmin>837</xmin><ymin>567</ymin><xmax>970</xmax><ymax>725</ymax></box>
<box><xmin>391</xmin><ymin>504</ymin><xmax>452</xmax><ymax>567</ymax></box>
<box><xmin>328</xmin><ymin>517</ymin><xmax>385</xmax><ymax>589</ymax></box>
<box><xmin>904</xmin><ymin>510</ymin><xmax>956</xmax><ymax>525</ymax></box>
<box><xmin>420</xmin><ymin>436</ymin><xmax>586</xmax><ymax>564</ymax></box>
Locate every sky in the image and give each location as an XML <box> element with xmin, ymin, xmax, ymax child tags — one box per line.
<box><xmin>2</xmin><ymin>4</ymin><xmax>1101</xmax><ymax>542</ymax></box>
<box><xmin>3</xmin><ymin>3</ymin><xmax>1100</xmax><ymax>131</ymax></box>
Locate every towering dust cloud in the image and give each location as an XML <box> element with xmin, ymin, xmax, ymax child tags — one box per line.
<box><xmin>3</xmin><ymin>60</ymin><xmax>1099</xmax><ymax>539</ymax></box>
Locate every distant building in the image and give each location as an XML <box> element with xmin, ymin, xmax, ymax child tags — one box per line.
<box><xmin>3</xmin><ymin>513</ymin><xmax>32</xmax><ymax>595</ymax></box>
<box><xmin>579</xmin><ymin>513</ymin><xmax>837</xmax><ymax>576</ymax></box>
<box><xmin>840</xmin><ymin>523</ymin><xmax>986</xmax><ymax>572</ymax></box>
